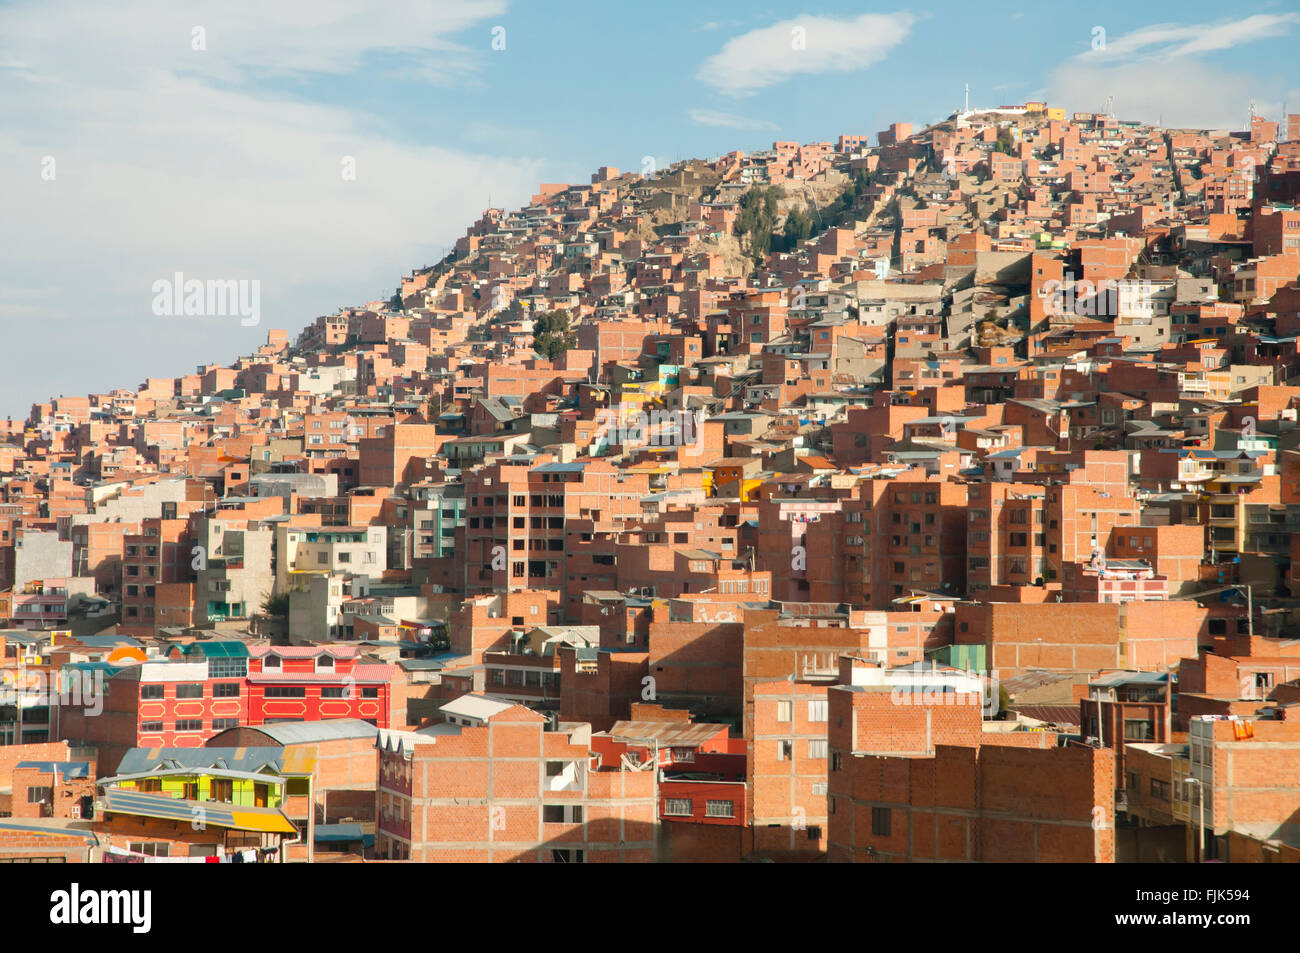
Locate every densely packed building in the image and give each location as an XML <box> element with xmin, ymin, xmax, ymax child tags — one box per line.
<box><xmin>3</xmin><ymin>103</ymin><xmax>1300</xmax><ymax>863</ymax></box>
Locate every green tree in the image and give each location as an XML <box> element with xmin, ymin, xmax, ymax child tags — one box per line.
<box><xmin>735</xmin><ymin>186</ymin><xmax>785</xmax><ymax>260</ymax></box>
<box><xmin>532</xmin><ymin>308</ymin><xmax>575</xmax><ymax>360</ymax></box>
<box><xmin>262</xmin><ymin>591</ymin><xmax>291</xmax><ymax>617</ymax></box>
<box><xmin>777</xmin><ymin>207</ymin><xmax>813</xmax><ymax>252</ymax></box>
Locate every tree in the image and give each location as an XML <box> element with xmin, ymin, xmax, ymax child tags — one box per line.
<box><xmin>777</xmin><ymin>207</ymin><xmax>813</xmax><ymax>252</ymax></box>
<box><xmin>997</xmin><ymin>684</ymin><xmax>1012</xmax><ymax>719</ymax></box>
<box><xmin>735</xmin><ymin>185</ymin><xmax>784</xmax><ymax>260</ymax></box>
<box><xmin>262</xmin><ymin>591</ymin><xmax>291</xmax><ymax>617</ymax></box>
<box><xmin>532</xmin><ymin>308</ymin><xmax>575</xmax><ymax>360</ymax></box>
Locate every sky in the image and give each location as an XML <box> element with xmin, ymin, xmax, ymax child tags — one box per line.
<box><xmin>2</xmin><ymin>0</ymin><xmax>1298</xmax><ymax>418</ymax></box>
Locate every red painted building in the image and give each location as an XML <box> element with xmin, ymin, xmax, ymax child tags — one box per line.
<box><xmin>61</xmin><ymin>641</ymin><xmax>398</xmax><ymax>773</ymax></box>
<box><xmin>246</xmin><ymin>645</ymin><xmax>395</xmax><ymax>728</ymax></box>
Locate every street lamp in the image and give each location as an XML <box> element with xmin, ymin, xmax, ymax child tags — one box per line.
<box><xmin>1183</xmin><ymin>776</ymin><xmax>1206</xmax><ymax>862</ymax></box>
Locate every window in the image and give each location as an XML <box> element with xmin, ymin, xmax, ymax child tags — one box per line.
<box><xmin>545</xmin><ymin>761</ymin><xmax>566</xmax><ymax>777</ymax></box>
<box><xmin>1124</xmin><ymin>719</ymin><xmax>1155</xmax><ymax>741</ymax></box>
<box><xmin>811</xmin><ymin>782</ymin><xmax>827</xmax><ymax>796</ymax></box>
<box><xmin>140</xmin><ymin>684</ymin><xmax>164</xmax><ymax>700</ymax></box>
<box><xmin>362</xmin><ymin>687</ymin><xmax>379</xmax><ymax>699</ymax></box>
<box><xmin>213</xmin><ymin>683</ymin><xmax>240</xmax><ymax>698</ymax></box>
<box><xmin>175</xmin><ymin>683</ymin><xmax>204</xmax><ymax>699</ymax></box>
<box><xmin>1150</xmin><ymin>778</ymin><xmax>1170</xmax><ymax>800</ymax></box>
<box><xmin>316</xmin><ymin>655</ymin><xmax>334</xmax><ymax>670</ymax></box>
<box><xmin>872</xmin><ymin>806</ymin><xmax>892</xmax><ymax>837</ymax></box>
<box><xmin>321</xmin><ymin>686</ymin><xmax>347</xmax><ymax>698</ymax></box>
<box><xmin>265</xmin><ymin>687</ymin><xmax>306</xmax><ymax>698</ymax></box>
<box><xmin>209</xmin><ymin>658</ymin><xmax>247</xmax><ymax>679</ymax></box>
<box><xmin>831</xmin><ymin>752</ymin><xmax>842</xmax><ymax>772</ymax></box>
<box><xmin>664</xmin><ymin>798</ymin><xmax>692</xmax><ymax>817</ymax></box>
<box><xmin>264</xmin><ymin>655</ymin><xmax>281</xmax><ymax>669</ymax></box>
<box><xmin>27</xmin><ymin>786</ymin><xmax>52</xmax><ymax>804</ymax></box>
<box><xmin>776</xmin><ymin>700</ymin><xmax>792</xmax><ymax>722</ymax></box>
<box><xmin>778</xmin><ymin>740</ymin><xmax>793</xmax><ymax>761</ymax></box>
<box><xmin>210</xmin><ymin>779</ymin><xmax>234</xmax><ymax>802</ymax></box>
<box><xmin>175</xmin><ymin>719</ymin><xmax>204</xmax><ymax>732</ymax></box>
<box><xmin>211</xmin><ymin>718</ymin><xmax>238</xmax><ymax>730</ymax></box>
<box><xmin>808</xmin><ymin>699</ymin><xmax>828</xmax><ymax>722</ymax></box>
<box><xmin>543</xmin><ymin>804</ymin><xmax>583</xmax><ymax>823</ymax></box>
<box><xmin>140</xmin><ymin>721</ymin><xmax>164</xmax><ymax>733</ymax></box>
<box><xmin>705</xmin><ymin>800</ymin><xmax>735</xmax><ymax>818</ymax></box>
<box><xmin>808</xmin><ymin>739</ymin><xmax>828</xmax><ymax>759</ymax></box>
<box><xmin>128</xmin><ymin>842</ymin><xmax>169</xmax><ymax>857</ymax></box>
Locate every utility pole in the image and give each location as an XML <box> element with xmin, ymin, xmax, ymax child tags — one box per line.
<box><xmin>1094</xmin><ymin>688</ymin><xmax>1104</xmax><ymax>749</ymax></box>
<box><xmin>1185</xmin><ymin>777</ymin><xmax>1206</xmax><ymax>862</ymax></box>
<box><xmin>1200</xmin><ymin>781</ymin><xmax>1207</xmax><ymax>861</ymax></box>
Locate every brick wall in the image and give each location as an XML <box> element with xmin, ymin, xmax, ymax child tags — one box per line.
<box><xmin>828</xmin><ymin>742</ymin><xmax>1114</xmax><ymax>862</ymax></box>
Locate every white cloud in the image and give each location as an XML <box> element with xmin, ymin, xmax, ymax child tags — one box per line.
<box><xmin>1048</xmin><ymin>15</ymin><xmax>1300</xmax><ymax>131</ymax></box>
<box><xmin>0</xmin><ymin>0</ymin><xmax>545</xmax><ymax>416</ymax></box>
<box><xmin>688</xmin><ymin>108</ymin><xmax>779</xmax><ymax>131</ymax></box>
<box><xmin>697</xmin><ymin>12</ymin><xmax>915</xmax><ymax>96</ymax></box>
<box><xmin>1049</xmin><ymin>59</ymin><xmax>1277</xmax><ymax>130</ymax></box>
<box><xmin>1080</xmin><ymin>14</ymin><xmax>1300</xmax><ymax>62</ymax></box>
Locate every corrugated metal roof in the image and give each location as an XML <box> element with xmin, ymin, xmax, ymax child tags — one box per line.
<box><xmin>605</xmin><ymin>720</ymin><xmax>728</xmax><ymax>747</ymax></box>
<box><xmin>248</xmin><ymin>719</ymin><xmax>381</xmax><ymax>745</ymax></box>
<box><xmin>101</xmin><ymin>789</ymin><xmax>297</xmax><ymax>834</ymax></box>
<box><xmin>440</xmin><ymin>694</ymin><xmax>515</xmax><ymax>721</ymax></box>
<box><xmin>116</xmin><ymin>747</ymin><xmax>287</xmax><ymax>776</ymax></box>
<box><xmin>0</xmin><ymin>820</ymin><xmax>99</xmax><ymax>844</ymax></box>
<box><xmin>176</xmin><ymin>641</ymin><xmax>250</xmax><ymax>659</ymax></box>
<box><xmin>1009</xmin><ymin>705</ymin><xmax>1081</xmax><ymax>726</ymax></box>
<box><xmin>16</xmin><ymin>761</ymin><xmax>91</xmax><ymax>779</ymax></box>
<box><xmin>1091</xmin><ymin>670</ymin><xmax>1169</xmax><ymax>687</ymax></box>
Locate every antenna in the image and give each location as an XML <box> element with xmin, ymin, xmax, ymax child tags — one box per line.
<box><xmin>964</xmin><ymin>83</ymin><xmax>969</xmax><ymax>115</ymax></box>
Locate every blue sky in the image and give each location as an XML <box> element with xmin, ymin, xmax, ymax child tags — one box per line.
<box><xmin>2</xmin><ymin>0</ymin><xmax>1298</xmax><ymax>417</ymax></box>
